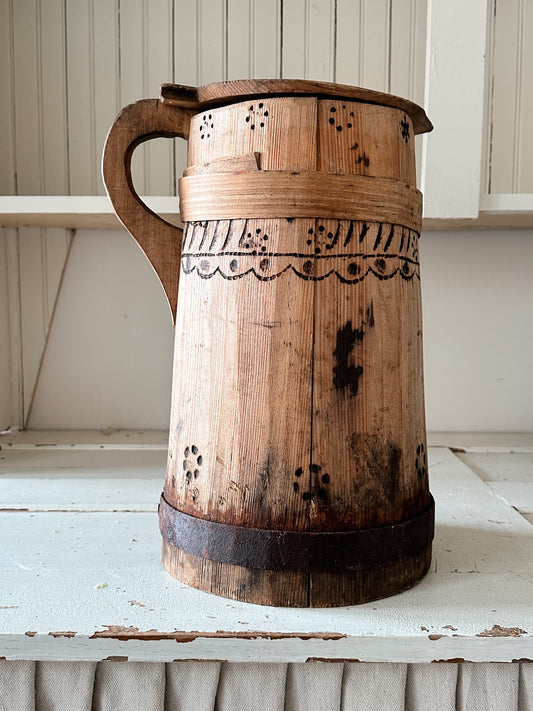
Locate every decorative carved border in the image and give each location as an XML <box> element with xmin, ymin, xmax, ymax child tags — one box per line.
<box><xmin>181</xmin><ymin>219</ymin><xmax>420</xmax><ymax>283</ymax></box>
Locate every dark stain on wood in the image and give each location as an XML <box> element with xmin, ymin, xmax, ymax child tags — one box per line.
<box><xmin>332</xmin><ymin>321</ymin><xmax>364</xmax><ymax>397</ymax></box>
<box><xmin>350</xmin><ymin>433</ymin><xmax>402</xmax><ymax>519</ymax></box>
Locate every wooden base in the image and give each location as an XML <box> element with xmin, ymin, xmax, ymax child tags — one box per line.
<box><xmin>161</xmin><ymin>538</ymin><xmax>433</xmax><ymax>607</ymax></box>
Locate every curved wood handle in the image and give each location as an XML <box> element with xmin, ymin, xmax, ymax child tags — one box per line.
<box><xmin>102</xmin><ymin>98</ymin><xmax>193</xmax><ymax>323</ymax></box>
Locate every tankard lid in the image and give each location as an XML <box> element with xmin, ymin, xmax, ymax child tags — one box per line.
<box><xmin>160</xmin><ymin>78</ymin><xmax>432</xmax><ymax>135</ymax></box>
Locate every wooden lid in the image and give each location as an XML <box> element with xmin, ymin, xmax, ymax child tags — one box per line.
<box><xmin>160</xmin><ymin>79</ymin><xmax>433</xmax><ymax>135</ymax></box>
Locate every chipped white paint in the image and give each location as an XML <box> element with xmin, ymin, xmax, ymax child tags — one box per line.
<box><xmin>1</xmin><ymin>445</ymin><xmax>532</xmax><ymax>662</ymax></box>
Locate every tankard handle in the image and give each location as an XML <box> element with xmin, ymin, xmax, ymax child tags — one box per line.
<box><xmin>103</xmin><ymin>98</ymin><xmax>194</xmax><ymax>323</ymax></box>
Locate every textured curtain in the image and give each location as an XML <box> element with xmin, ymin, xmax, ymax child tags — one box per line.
<box><xmin>1</xmin><ymin>660</ymin><xmax>532</xmax><ymax>711</ymax></box>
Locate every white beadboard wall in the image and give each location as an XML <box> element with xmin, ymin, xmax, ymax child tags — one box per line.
<box><xmin>1</xmin><ymin>0</ymin><xmax>533</xmax><ymax>432</ymax></box>
<box><xmin>485</xmin><ymin>0</ymin><xmax>533</xmax><ymax>194</ymax></box>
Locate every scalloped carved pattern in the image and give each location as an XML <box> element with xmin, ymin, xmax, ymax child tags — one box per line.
<box><xmin>181</xmin><ymin>219</ymin><xmax>420</xmax><ymax>283</ymax></box>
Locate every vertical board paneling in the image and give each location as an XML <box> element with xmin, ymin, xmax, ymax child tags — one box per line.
<box><xmin>144</xmin><ymin>0</ymin><xmax>174</xmax><ymax>195</ymax></box>
<box><xmin>120</xmin><ymin>0</ymin><xmax>147</xmax><ymax>195</ymax></box>
<box><xmin>3</xmin><ymin>228</ymin><xmax>24</xmax><ymax>429</ymax></box>
<box><xmin>197</xmin><ymin>0</ymin><xmax>226</xmax><ymax>84</ymax></box>
<box><xmin>389</xmin><ymin>0</ymin><xmax>427</xmax><ymax>187</ymax></box>
<box><xmin>359</xmin><ymin>0</ymin><xmax>391</xmax><ymax>91</ymax></box>
<box><xmin>19</xmin><ymin>227</ymin><xmax>47</xmax><ymax>421</ymax></box>
<box><xmin>488</xmin><ymin>0</ymin><xmax>520</xmax><ymax>194</ymax></box>
<box><xmin>39</xmin><ymin>0</ymin><xmax>69</xmax><ymax>195</ymax></box>
<box><xmin>335</xmin><ymin>0</ymin><xmax>363</xmax><ymax>85</ymax></box>
<box><xmin>66</xmin><ymin>0</ymin><xmax>118</xmax><ymax>195</ymax></box>
<box><xmin>92</xmin><ymin>0</ymin><xmax>119</xmax><ymax>196</ymax></box>
<box><xmin>0</xmin><ymin>231</ymin><xmax>13</xmax><ymax>429</ymax></box>
<box><xmin>0</xmin><ymin>0</ymin><xmax>16</xmax><ymax>195</ymax></box>
<box><xmin>251</xmin><ymin>0</ymin><xmax>281</xmax><ymax>78</ymax></box>
<box><xmin>227</xmin><ymin>0</ymin><xmax>281</xmax><ymax>79</ymax></box>
<box><xmin>174</xmin><ymin>0</ymin><xmax>199</xmax><ymax>183</ymax></box>
<box><xmin>12</xmin><ymin>0</ymin><xmax>42</xmax><ymax>195</ymax></box>
<box><xmin>281</xmin><ymin>0</ymin><xmax>307</xmax><ymax>78</ymax></box>
<box><xmin>121</xmin><ymin>0</ymin><xmax>174</xmax><ymax>196</ymax></box>
<box><xmin>516</xmin><ymin>0</ymin><xmax>533</xmax><ymax>192</ymax></box>
<box><xmin>227</xmin><ymin>0</ymin><xmax>252</xmax><ymax>79</ymax></box>
<box><xmin>306</xmin><ymin>0</ymin><xmax>336</xmax><ymax>81</ymax></box>
<box><xmin>65</xmin><ymin>0</ymin><xmax>95</xmax><ymax>194</ymax></box>
<box><xmin>18</xmin><ymin>227</ymin><xmax>73</xmax><ymax>426</ymax></box>
<box><xmin>43</xmin><ymin>229</ymin><xmax>73</xmax><ymax>322</ymax></box>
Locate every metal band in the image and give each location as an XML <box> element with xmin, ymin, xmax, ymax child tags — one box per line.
<box><xmin>178</xmin><ymin>172</ymin><xmax>423</xmax><ymax>233</ymax></box>
<box><xmin>159</xmin><ymin>494</ymin><xmax>435</xmax><ymax>573</ymax></box>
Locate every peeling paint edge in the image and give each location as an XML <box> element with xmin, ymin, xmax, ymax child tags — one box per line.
<box><xmin>89</xmin><ymin>627</ymin><xmax>348</xmax><ymax>642</ymax></box>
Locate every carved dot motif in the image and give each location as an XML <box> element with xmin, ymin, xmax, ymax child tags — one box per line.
<box><xmin>246</xmin><ymin>102</ymin><xmax>269</xmax><ymax>130</ymax></box>
<box><xmin>183</xmin><ymin>444</ymin><xmax>203</xmax><ymax>485</ymax></box>
<box><xmin>415</xmin><ymin>442</ymin><xmax>427</xmax><ymax>479</ymax></box>
<box><xmin>199</xmin><ymin>113</ymin><xmax>214</xmax><ymax>139</ymax></box>
<box><xmin>293</xmin><ymin>463</ymin><xmax>331</xmax><ymax>502</ymax></box>
<box><xmin>401</xmin><ymin>115</ymin><xmax>410</xmax><ymax>143</ymax></box>
<box><xmin>329</xmin><ymin>105</ymin><xmax>356</xmax><ymax>133</ymax></box>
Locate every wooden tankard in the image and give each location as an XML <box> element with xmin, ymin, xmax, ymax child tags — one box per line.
<box><xmin>103</xmin><ymin>79</ymin><xmax>434</xmax><ymax>607</ymax></box>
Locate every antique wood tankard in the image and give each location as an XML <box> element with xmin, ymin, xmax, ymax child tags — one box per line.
<box><xmin>103</xmin><ymin>79</ymin><xmax>434</xmax><ymax>607</ymax></box>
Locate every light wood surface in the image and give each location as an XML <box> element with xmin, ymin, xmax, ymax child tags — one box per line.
<box><xmin>116</xmin><ymin>92</ymin><xmax>433</xmax><ymax>606</ymax></box>
<box><xmin>160</xmin><ymin>79</ymin><xmax>433</xmax><ymax>134</ymax></box>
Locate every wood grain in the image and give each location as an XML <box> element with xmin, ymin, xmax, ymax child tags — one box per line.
<box><xmin>105</xmin><ymin>86</ymin><xmax>431</xmax><ymax>606</ymax></box>
<box><xmin>160</xmin><ymin>79</ymin><xmax>433</xmax><ymax>134</ymax></box>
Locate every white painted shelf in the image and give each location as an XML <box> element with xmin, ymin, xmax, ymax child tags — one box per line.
<box><xmin>0</xmin><ymin>196</ymin><xmax>181</xmax><ymax>230</ymax></box>
<box><xmin>1</xmin><ymin>432</ymin><xmax>533</xmax><ymax>663</ymax></box>
<box><xmin>2</xmin><ymin>196</ymin><xmax>533</xmax><ymax>231</ymax></box>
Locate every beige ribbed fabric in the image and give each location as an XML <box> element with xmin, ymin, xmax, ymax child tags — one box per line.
<box><xmin>165</xmin><ymin>661</ymin><xmax>221</xmax><ymax>711</ymax></box>
<box><xmin>0</xmin><ymin>661</ymin><xmax>35</xmax><ymax>711</ymax></box>
<box><xmin>341</xmin><ymin>663</ymin><xmax>408</xmax><ymax>711</ymax></box>
<box><xmin>36</xmin><ymin>662</ymin><xmax>96</xmax><ymax>711</ymax></box>
<box><xmin>457</xmin><ymin>663</ymin><xmax>520</xmax><ymax>711</ymax></box>
<box><xmin>92</xmin><ymin>662</ymin><xmax>166</xmax><ymax>711</ymax></box>
<box><xmin>405</xmin><ymin>663</ymin><xmax>458</xmax><ymax>711</ymax></box>
<box><xmin>285</xmin><ymin>662</ymin><xmax>345</xmax><ymax>711</ymax></box>
<box><xmin>520</xmin><ymin>663</ymin><xmax>533</xmax><ymax>711</ymax></box>
<box><xmin>215</xmin><ymin>663</ymin><xmax>288</xmax><ymax>711</ymax></box>
<box><xmin>2</xmin><ymin>659</ymin><xmax>533</xmax><ymax>709</ymax></box>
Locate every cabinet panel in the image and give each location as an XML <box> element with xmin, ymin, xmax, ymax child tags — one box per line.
<box><xmin>487</xmin><ymin>0</ymin><xmax>533</xmax><ymax>194</ymax></box>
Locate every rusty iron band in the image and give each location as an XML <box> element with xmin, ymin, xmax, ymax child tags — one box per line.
<box><xmin>159</xmin><ymin>494</ymin><xmax>435</xmax><ymax>573</ymax></box>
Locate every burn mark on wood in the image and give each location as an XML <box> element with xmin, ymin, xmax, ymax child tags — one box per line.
<box><xmin>294</xmin><ymin>462</ymin><xmax>331</xmax><ymax>503</ymax></box>
<box><xmin>350</xmin><ymin>142</ymin><xmax>370</xmax><ymax>167</ymax></box>
<box><xmin>401</xmin><ymin>115</ymin><xmax>410</xmax><ymax>143</ymax></box>
<box><xmin>182</xmin><ymin>220</ymin><xmax>420</xmax><ymax>283</ymax></box>
<box><xmin>333</xmin><ymin>321</ymin><xmax>365</xmax><ymax>397</ymax></box>
<box><xmin>416</xmin><ymin>442</ymin><xmax>427</xmax><ymax>479</ymax></box>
